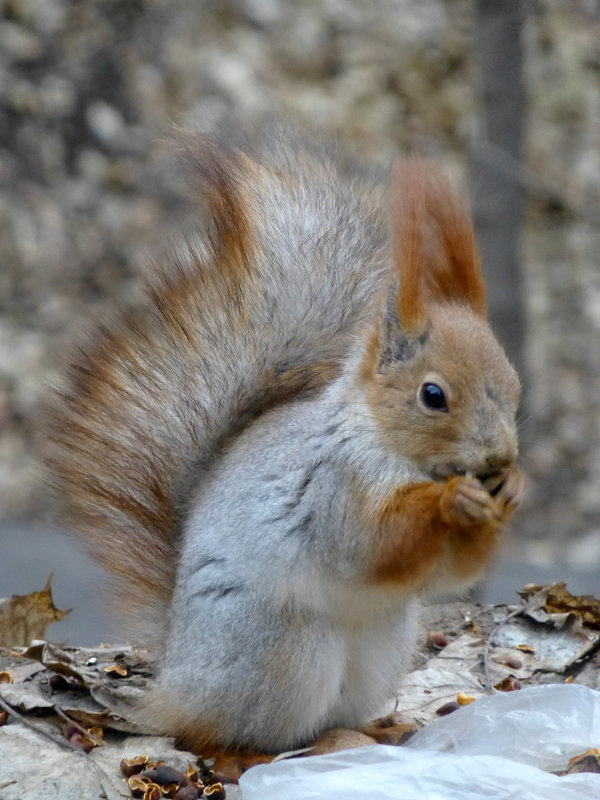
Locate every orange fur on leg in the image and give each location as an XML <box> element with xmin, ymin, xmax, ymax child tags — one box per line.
<box><xmin>361</xmin><ymin>477</ymin><xmax>504</xmax><ymax>590</ymax></box>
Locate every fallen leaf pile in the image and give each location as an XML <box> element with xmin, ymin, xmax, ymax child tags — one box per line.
<box><xmin>0</xmin><ymin>639</ymin><xmax>148</xmax><ymax>734</ymax></box>
<box><xmin>1</xmin><ymin>581</ymin><xmax>600</xmax><ymax>799</ymax></box>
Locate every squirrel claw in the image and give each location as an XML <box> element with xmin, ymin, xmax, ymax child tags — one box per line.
<box><xmin>441</xmin><ymin>467</ymin><xmax>524</xmax><ymax>530</ymax></box>
<box><xmin>494</xmin><ymin>466</ymin><xmax>525</xmax><ymax>518</ymax></box>
<box><xmin>442</xmin><ymin>476</ymin><xmax>499</xmax><ymax>527</ymax></box>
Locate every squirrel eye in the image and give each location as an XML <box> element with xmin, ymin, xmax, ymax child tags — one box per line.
<box><xmin>420</xmin><ymin>382</ymin><xmax>448</xmax><ymax>412</ymax></box>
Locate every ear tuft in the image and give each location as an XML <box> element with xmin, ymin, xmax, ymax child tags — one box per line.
<box><xmin>392</xmin><ymin>159</ymin><xmax>486</xmax><ymax>336</ymax></box>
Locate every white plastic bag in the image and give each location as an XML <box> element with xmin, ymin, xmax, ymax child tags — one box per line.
<box><xmin>405</xmin><ymin>683</ymin><xmax>600</xmax><ymax>772</ymax></box>
<box><xmin>239</xmin><ymin>685</ymin><xmax>600</xmax><ymax>799</ymax></box>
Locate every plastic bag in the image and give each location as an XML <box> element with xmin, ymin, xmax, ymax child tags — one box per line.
<box><xmin>405</xmin><ymin>682</ymin><xmax>600</xmax><ymax>772</ymax></box>
<box><xmin>238</xmin><ymin>684</ymin><xmax>600</xmax><ymax>799</ymax></box>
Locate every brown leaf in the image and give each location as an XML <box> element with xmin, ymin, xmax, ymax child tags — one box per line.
<box><xmin>19</xmin><ymin>640</ymin><xmax>87</xmax><ymax>683</ymax></box>
<box><xmin>0</xmin><ymin>577</ymin><xmax>70</xmax><ymax>647</ymax></box>
<box><xmin>520</xmin><ymin>582</ymin><xmax>600</xmax><ymax>630</ymax></box>
<box><xmin>563</xmin><ymin>749</ymin><xmax>600</xmax><ymax>775</ymax></box>
<box><xmin>543</xmin><ymin>583</ymin><xmax>600</xmax><ymax>629</ymax></box>
<box><xmin>309</xmin><ymin>727</ymin><xmax>377</xmax><ymax>755</ymax></box>
<box><xmin>88</xmin><ymin>725</ymin><xmax>105</xmax><ymax>742</ymax></box>
<box><xmin>211</xmin><ymin>750</ymin><xmax>274</xmax><ymax>782</ymax></box>
<box><xmin>360</xmin><ymin>713</ymin><xmax>419</xmax><ymax>745</ymax></box>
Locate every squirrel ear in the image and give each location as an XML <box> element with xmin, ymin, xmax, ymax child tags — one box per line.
<box><xmin>392</xmin><ymin>159</ymin><xmax>487</xmax><ymax>336</ymax></box>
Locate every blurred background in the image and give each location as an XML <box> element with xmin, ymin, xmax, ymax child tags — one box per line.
<box><xmin>1</xmin><ymin>0</ymin><xmax>600</xmax><ymax>643</ymax></box>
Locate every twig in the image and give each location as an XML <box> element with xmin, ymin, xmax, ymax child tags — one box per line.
<box><xmin>0</xmin><ymin>690</ymin><xmax>127</xmax><ymax>799</ymax></box>
<box><xmin>0</xmin><ymin>690</ymin><xmax>83</xmax><ymax>754</ymax></box>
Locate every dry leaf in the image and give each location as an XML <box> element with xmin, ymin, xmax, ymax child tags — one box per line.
<box><xmin>395</xmin><ymin>633</ymin><xmax>486</xmax><ymax>724</ymax></box>
<box><xmin>0</xmin><ymin>578</ymin><xmax>69</xmax><ymax>647</ymax></box>
<box><xmin>212</xmin><ymin>750</ymin><xmax>275</xmax><ymax>783</ymax></box>
<box><xmin>492</xmin><ymin>607</ymin><xmax>600</xmax><ymax>673</ymax></box>
<box><xmin>360</xmin><ymin>712</ymin><xmax>419</xmax><ymax>745</ymax></box>
<box><xmin>306</xmin><ymin>728</ymin><xmax>377</xmax><ymax>756</ymax></box>
<box><xmin>563</xmin><ymin>749</ymin><xmax>600</xmax><ymax>775</ymax></box>
<box><xmin>0</xmin><ymin>641</ymin><xmax>145</xmax><ymax>732</ymax></box>
<box><xmin>521</xmin><ymin>582</ymin><xmax>600</xmax><ymax>630</ymax></box>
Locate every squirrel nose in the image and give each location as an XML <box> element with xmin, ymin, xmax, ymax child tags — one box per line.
<box><xmin>483</xmin><ymin>419</ymin><xmax>518</xmax><ymax>473</ymax></box>
<box><xmin>484</xmin><ymin>442</ymin><xmax>517</xmax><ymax>473</ymax></box>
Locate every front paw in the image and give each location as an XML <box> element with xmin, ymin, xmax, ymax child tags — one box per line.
<box><xmin>440</xmin><ymin>475</ymin><xmax>500</xmax><ymax>528</ymax></box>
<box><xmin>484</xmin><ymin>466</ymin><xmax>525</xmax><ymax>524</ymax></box>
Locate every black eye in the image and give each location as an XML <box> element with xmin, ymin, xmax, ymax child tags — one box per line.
<box><xmin>420</xmin><ymin>382</ymin><xmax>448</xmax><ymax>411</ymax></box>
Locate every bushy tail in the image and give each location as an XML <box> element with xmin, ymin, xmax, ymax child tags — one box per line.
<box><xmin>46</xmin><ymin>127</ymin><xmax>389</xmax><ymax>643</ymax></box>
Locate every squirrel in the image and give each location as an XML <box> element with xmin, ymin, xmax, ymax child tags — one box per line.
<box><xmin>47</xmin><ymin>126</ymin><xmax>524</xmax><ymax>755</ymax></box>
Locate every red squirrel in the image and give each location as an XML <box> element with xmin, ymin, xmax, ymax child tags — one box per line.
<box><xmin>48</xmin><ymin>127</ymin><xmax>523</xmax><ymax>753</ymax></box>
